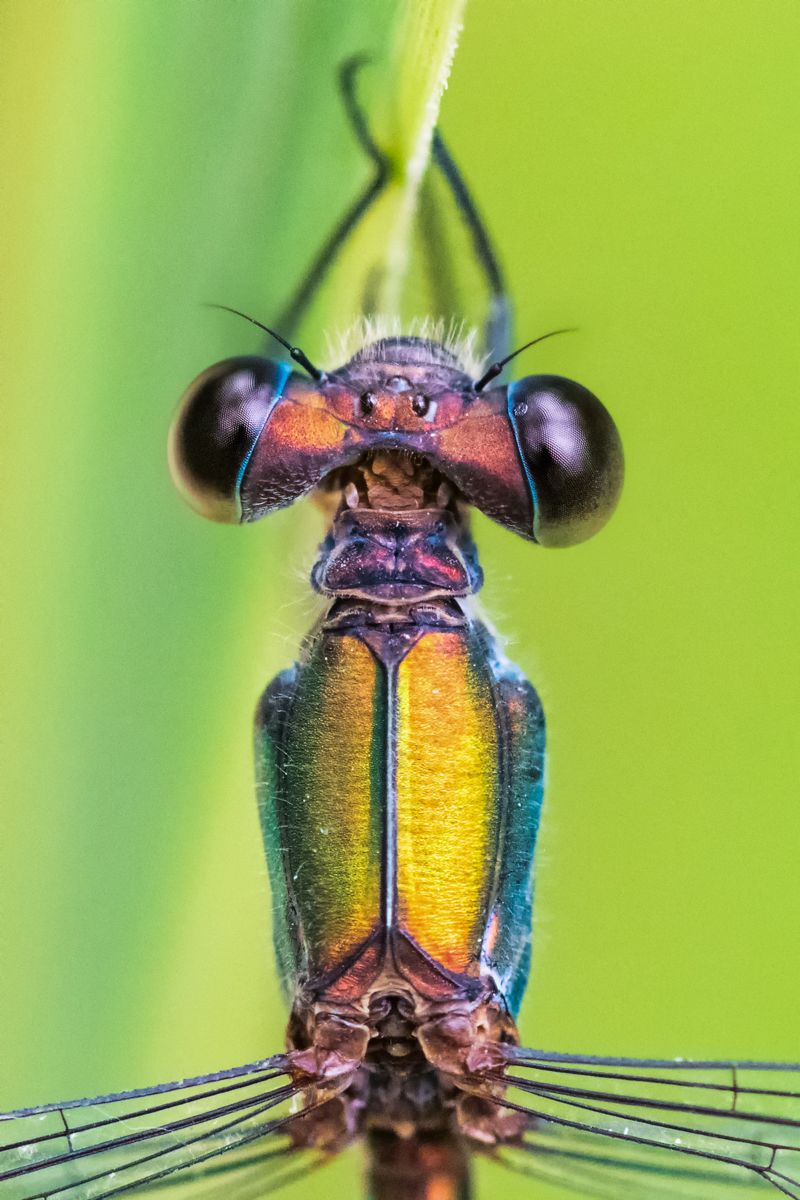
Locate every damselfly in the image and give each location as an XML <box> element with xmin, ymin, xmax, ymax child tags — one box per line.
<box><xmin>2</xmin><ymin>58</ymin><xmax>798</xmax><ymax>1200</ymax></box>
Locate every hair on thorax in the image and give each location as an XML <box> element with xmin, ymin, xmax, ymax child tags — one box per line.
<box><xmin>324</xmin><ymin>315</ymin><xmax>486</xmax><ymax>377</ymax></box>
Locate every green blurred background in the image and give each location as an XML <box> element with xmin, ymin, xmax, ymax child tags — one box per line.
<box><xmin>1</xmin><ymin>2</ymin><xmax>798</xmax><ymax>1196</ymax></box>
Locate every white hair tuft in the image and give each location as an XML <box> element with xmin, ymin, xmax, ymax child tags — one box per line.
<box><xmin>323</xmin><ymin>315</ymin><xmax>486</xmax><ymax>377</ymax></box>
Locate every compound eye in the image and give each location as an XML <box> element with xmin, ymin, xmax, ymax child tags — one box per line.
<box><xmin>168</xmin><ymin>357</ymin><xmax>290</xmax><ymax>522</ymax></box>
<box><xmin>508</xmin><ymin>374</ymin><xmax>623</xmax><ymax>546</ymax></box>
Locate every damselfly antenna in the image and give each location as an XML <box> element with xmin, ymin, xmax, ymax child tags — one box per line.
<box><xmin>206</xmin><ymin>303</ymin><xmax>326</xmax><ymax>381</ymax></box>
<box><xmin>472</xmin><ymin>327</ymin><xmax>576</xmax><ymax>393</ymax></box>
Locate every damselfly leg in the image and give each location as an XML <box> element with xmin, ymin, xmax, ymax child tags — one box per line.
<box><xmin>276</xmin><ymin>57</ymin><xmax>510</xmax><ymax>359</ymax></box>
<box><xmin>275</xmin><ymin>56</ymin><xmax>391</xmax><ymax>336</ymax></box>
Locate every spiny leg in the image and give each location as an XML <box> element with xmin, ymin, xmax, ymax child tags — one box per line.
<box><xmin>276</xmin><ymin>55</ymin><xmax>391</xmax><ymax>335</ymax></box>
<box><xmin>277</xmin><ymin>57</ymin><xmax>511</xmax><ymax>358</ymax></box>
<box><xmin>431</xmin><ymin>131</ymin><xmax>512</xmax><ymax>360</ymax></box>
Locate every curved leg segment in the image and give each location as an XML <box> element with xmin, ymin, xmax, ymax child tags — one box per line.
<box><xmin>276</xmin><ymin>58</ymin><xmax>511</xmax><ymax>358</ymax></box>
<box><xmin>276</xmin><ymin>57</ymin><xmax>391</xmax><ymax>334</ymax></box>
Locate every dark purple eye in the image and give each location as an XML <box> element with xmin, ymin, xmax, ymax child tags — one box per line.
<box><xmin>168</xmin><ymin>357</ymin><xmax>292</xmax><ymax>522</ymax></box>
<box><xmin>506</xmin><ymin>375</ymin><xmax>623</xmax><ymax>546</ymax></box>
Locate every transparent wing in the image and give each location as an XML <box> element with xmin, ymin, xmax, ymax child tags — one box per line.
<box><xmin>0</xmin><ymin>1055</ymin><xmax>326</xmax><ymax>1200</ymax></box>
<box><xmin>489</xmin><ymin>1048</ymin><xmax>800</xmax><ymax>1198</ymax></box>
<box><xmin>496</xmin><ymin>1122</ymin><xmax>781</xmax><ymax>1199</ymax></box>
<box><xmin>495</xmin><ymin>1136</ymin><xmax>761</xmax><ymax>1200</ymax></box>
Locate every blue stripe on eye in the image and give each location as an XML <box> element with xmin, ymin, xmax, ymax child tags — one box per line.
<box><xmin>506</xmin><ymin>381</ymin><xmax>540</xmax><ymax>541</ymax></box>
<box><xmin>234</xmin><ymin>360</ymin><xmax>293</xmax><ymax>521</ymax></box>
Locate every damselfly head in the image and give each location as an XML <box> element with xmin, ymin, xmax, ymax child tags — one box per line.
<box><xmin>170</xmin><ymin>327</ymin><xmax>623</xmax><ymax>547</ymax></box>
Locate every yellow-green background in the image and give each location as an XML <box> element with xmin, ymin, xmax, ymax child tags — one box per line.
<box><xmin>1</xmin><ymin>2</ymin><xmax>798</xmax><ymax>1197</ymax></box>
